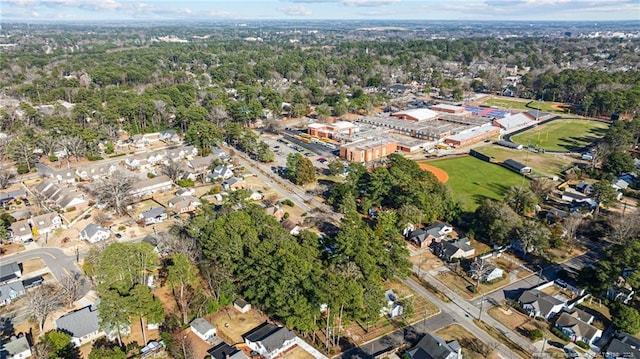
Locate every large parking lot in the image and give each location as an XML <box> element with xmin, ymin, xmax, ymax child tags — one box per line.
<box><xmin>261</xmin><ymin>134</ymin><xmax>339</xmax><ymax>171</ymax></box>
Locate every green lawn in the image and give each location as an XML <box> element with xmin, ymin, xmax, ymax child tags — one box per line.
<box><xmin>425</xmin><ymin>156</ymin><xmax>527</xmax><ymax>212</ymax></box>
<box><xmin>482</xmin><ymin>97</ymin><xmax>567</xmax><ymax>113</ymax></box>
<box><xmin>474</xmin><ymin>145</ymin><xmax>574</xmax><ymax>177</ymax></box>
<box><xmin>509</xmin><ymin>119</ymin><xmax>609</xmax><ymax>152</ymax></box>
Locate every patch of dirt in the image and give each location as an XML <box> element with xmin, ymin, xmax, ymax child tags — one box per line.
<box><xmin>418</xmin><ymin>163</ymin><xmax>449</xmax><ymax>183</ymax></box>
<box><xmin>209</xmin><ymin>307</ymin><xmax>268</xmax><ymax>345</ymax></box>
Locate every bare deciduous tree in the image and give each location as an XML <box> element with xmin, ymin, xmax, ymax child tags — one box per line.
<box><xmin>93</xmin><ymin>172</ymin><xmax>135</xmax><ymax>216</ymax></box>
<box><xmin>159</xmin><ymin>226</ymin><xmax>201</xmax><ymax>262</ymax></box>
<box><xmin>8</xmin><ymin>137</ymin><xmax>35</xmax><ymax>172</ymax></box>
<box><xmin>470</xmin><ymin>258</ymin><xmax>493</xmax><ymax>290</ymax></box>
<box><xmin>609</xmin><ymin>212</ymin><xmax>640</xmax><ymax>244</ymax></box>
<box><xmin>24</xmin><ymin>283</ymin><xmax>63</xmax><ymax>333</ymax></box>
<box><xmin>161</xmin><ymin>158</ymin><xmax>186</xmax><ymax>181</ymax></box>
<box><xmin>563</xmin><ymin>216</ymin><xmax>582</xmax><ymax>246</ymax></box>
<box><xmin>591</xmin><ymin>142</ymin><xmax>610</xmax><ymax>170</ymax></box>
<box><xmin>0</xmin><ymin>168</ymin><xmax>15</xmax><ymax>189</ymax></box>
<box><xmin>59</xmin><ymin>272</ymin><xmax>86</xmax><ymax>308</ymax></box>
<box><xmin>61</xmin><ymin>135</ymin><xmax>86</xmax><ymax>162</ymax></box>
<box><xmin>529</xmin><ymin>178</ymin><xmax>554</xmax><ymax>200</ymax></box>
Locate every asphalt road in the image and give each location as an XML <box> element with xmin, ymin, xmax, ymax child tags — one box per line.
<box><xmin>0</xmin><ymin>247</ymin><xmax>91</xmax><ymax>325</ymax></box>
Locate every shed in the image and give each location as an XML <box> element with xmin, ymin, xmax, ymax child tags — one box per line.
<box><xmin>190</xmin><ymin>317</ymin><xmax>216</xmax><ymax>342</ymax></box>
<box><xmin>503</xmin><ymin>159</ymin><xmax>531</xmax><ymax>174</ymax></box>
<box><xmin>234</xmin><ymin>298</ymin><xmax>252</xmax><ymax>313</ymax></box>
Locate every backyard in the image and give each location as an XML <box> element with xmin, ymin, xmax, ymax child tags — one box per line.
<box><xmin>509</xmin><ymin>119</ymin><xmax>609</xmax><ymax>152</ymax></box>
<box><xmin>423</xmin><ymin>156</ymin><xmax>527</xmax><ymax>211</ymax></box>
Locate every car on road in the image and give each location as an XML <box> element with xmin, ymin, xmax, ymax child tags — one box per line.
<box><xmin>83</xmin><ymin>214</ymin><xmax>91</xmax><ymax>220</ymax></box>
<box><xmin>115</xmin><ymin>233</ymin><xmax>122</xmax><ymax>239</ymax></box>
<box><xmin>547</xmin><ymin>341</ymin><xmax>564</xmax><ymax>349</ymax></box>
<box><xmin>564</xmin><ymin>348</ymin><xmax>578</xmax><ymax>358</ymax></box>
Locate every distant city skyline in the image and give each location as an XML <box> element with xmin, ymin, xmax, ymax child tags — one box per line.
<box><xmin>1</xmin><ymin>0</ymin><xmax>639</xmax><ymax>22</ymax></box>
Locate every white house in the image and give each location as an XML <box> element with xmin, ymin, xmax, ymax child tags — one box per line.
<box><xmin>0</xmin><ymin>281</ymin><xmax>26</xmax><ymax>307</ymax></box>
<box><xmin>131</xmin><ymin>175</ymin><xmax>173</xmax><ymax>198</ymax></box>
<box><xmin>234</xmin><ymin>298</ymin><xmax>252</xmax><ymax>313</ymax></box>
<box><xmin>1</xmin><ymin>335</ymin><xmax>32</xmax><ymax>359</ymax></box>
<box><xmin>139</xmin><ymin>207</ymin><xmax>167</xmax><ymax>225</ymax></box>
<box><xmin>9</xmin><ymin>220</ymin><xmax>33</xmax><ymax>243</ymax></box>
<box><xmin>243</xmin><ymin>323</ymin><xmax>297</xmax><ymax>359</ymax></box>
<box><xmin>159</xmin><ymin>129</ymin><xmax>180</xmax><ymax>143</ymax></box>
<box><xmin>80</xmin><ymin>223</ymin><xmax>111</xmax><ymax>243</ymax></box>
<box><xmin>381</xmin><ymin>289</ymin><xmax>404</xmax><ymax>318</ymax></box>
<box><xmin>190</xmin><ymin>317</ymin><xmax>216</xmax><ymax>342</ymax></box>
<box><xmin>555</xmin><ymin>310</ymin><xmax>602</xmax><ymax>346</ymax></box>
<box><xmin>518</xmin><ymin>289</ymin><xmax>566</xmax><ymax>320</ymax></box>
<box><xmin>208</xmin><ymin>165</ymin><xmax>234</xmax><ymax>182</ymax></box>
<box><xmin>483</xmin><ymin>266</ymin><xmax>505</xmax><ymax>282</ymax></box>
<box><xmin>30</xmin><ymin>213</ymin><xmax>63</xmax><ymax>235</ymax></box>
<box><xmin>55</xmin><ymin>304</ymin><xmax>104</xmax><ymax>347</ymax></box>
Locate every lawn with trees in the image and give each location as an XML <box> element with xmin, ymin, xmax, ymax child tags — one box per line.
<box><xmin>425</xmin><ymin>156</ymin><xmax>527</xmax><ymax>212</ymax></box>
<box><xmin>509</xmin><ymin>119</ymin><xmax>609</xmax><ymax>152</ymax></box>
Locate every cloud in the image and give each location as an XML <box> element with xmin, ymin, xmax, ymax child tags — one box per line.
<box><xmin>279</xmin><ymin>5</ymin><xmax>312</xmax><ymax>16</ymax></box>
<box><xmin>288</xmin><ymin>0</ymin><xmax>399</xmax><ymax>6</ymax></box>
<box><xmin>3</xmin><ymin>0</ymin><xmax>36</xmax><ymax>6</ymax></box>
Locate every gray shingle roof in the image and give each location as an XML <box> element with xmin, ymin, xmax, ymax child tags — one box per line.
<box><xmin>518</xmin><ymin>289</ymin><xmax>565</xmax><ymax>317</ymax></box>
<box><xmin>243</xmin><ymin>323</ymin><xmax>295</xmax><ymax>354</ymax></box>
<box><xmin>81</xmin><ymin>223</ymin><xmax>108</xmax><ymax>239</ymax></box>
<box><xmin>556</xmin><ymin>312</ymin><xmax>600</xmax><ymax>341</ymax></box>
<box><xmin>55</xmin><ymin>305</ymin><xmax>100</xmax><ymax>339</ymax></box>
<box><xmin>140</xmin><ymin>207</ymin><xmax>166</xmax><ymax>219</ymax></box>
<box><xmin>0</xmin><ymin>262</ymin><xmax>21</xmax><ymax>284</ymax></box>
<box><xmin>0</xmin><ymin>281</ymin><xmax>25</xmax><ymax>303</ymax></box>
<box><xmin>1</xmin><ymin>335</ymin><xmax>30</xmax><ymax>356</ymax></box>
<box><xmin>190</xmin><ymin>317</ymin><xmax>216</xmax><ymax>335</ymax></box>
<box><xmin>407</xmin><ymin>333</ymin><xmax>460</xmax><ymax>359</ymax></box>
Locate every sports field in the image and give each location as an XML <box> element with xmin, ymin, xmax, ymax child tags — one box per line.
<box><xmin>482</xmin><ymin>97</ymin><xmax>566</xmax><ymax>113</ymax></box>
<box><xmin>423</xmin><ymin>156</ymin><xmax>527</xmax><ymax>212</ymax></box>
<box><xmin>509</xmin><ymin>119</ymin><xmax>609</xmax><ymax>152</ymax></box>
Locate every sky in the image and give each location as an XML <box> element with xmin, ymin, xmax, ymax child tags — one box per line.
<box><xmin>1</xmin><ymin>0</ymin><xmax>639</xmax><ymax>22</ymax></box>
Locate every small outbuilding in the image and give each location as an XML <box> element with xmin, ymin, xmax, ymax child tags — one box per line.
<box><xmin>190</xmin><ymin>317</ymin><xmax>216</xmax><ymax>342</ymax></box>
<box><xmin>233</xmin><ymin>298</ymin><xmax>252</xmax><ymax>313</ymax></box>
<box><xmin>503</xmin><ymin>159</ymin><xmax>531</xmax><ymax>174</ymax></box>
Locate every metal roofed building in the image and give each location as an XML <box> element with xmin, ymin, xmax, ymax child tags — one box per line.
<box><xmin>444</xmin><ymin>124</ymin><xmax>501</xmax><ymax>147</ymax></box>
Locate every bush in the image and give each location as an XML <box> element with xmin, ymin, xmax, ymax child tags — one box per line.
<box><xmin>108</xmin><ymin>153</ymin><xmax>126</xmax><ymax>158</ymax></box>
<box><xmin>147</xmin><ymin>172</ymin><xmax>156</xmax><ymax>179</ymax></box>
<box><xmin>176</xmin><ymin>179</ymin><xmax>195</xmax><ymax>187</ymax></box>
<box><xmin>105</xmin><ymin>142</ymin><xmax>115</xmax><ymax>154</ymax></box>
<box><xmin>282</xmin><ymin>199</ymin><xmax>295</xmax><ymax>207</ymax></box>
<box><xmin>66</xmin><ymin>206</ymin><xmax>76</xmax><ymax>212</ymax></box>
<box><xmin>87</xmin><ymin>154</ymin><xmax>104</xmax><ymax>161</ymax></box>
<box><xmin>528</xmin><ymin>329</ymin><xmax>543</xmax><ymax>341</ymax></box>
<box><xmin>117</xmin><ymin>225</ymin><xmax>126</xmax><ymax>231</ymax></box>
<box><xmin>283</xmin><ymin>212</ymin><xmax>290</xmax><ymax>220</ymax></box>
<box><xmin>468</xmin><ymin>285</ymin><xmax>478</xmax><ymax>294</ymax></box>
<box><xmin>551</xmin><ymin>327</ymin><xmax>571</xmax><ymax>341</ymax></box>
<box><xmin>576</xmin><ymin>341</ymin><xmax>590</xmax><ymax>350</ymax></box>
<box><xmin>48</xmin><ymin>154</ymin><xmax>59</xmax><ymax>162</ymax></box>
<box><xmin>17</xmin><ymin>164</ymin><xmax>29</xmax><ymax>174</ymax></box>
<box><xmin>14</xmin><ymin>200</ymin><xmax>22</xmax><ymax>206</ymax></box>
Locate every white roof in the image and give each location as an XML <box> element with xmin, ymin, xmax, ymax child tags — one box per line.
<box><xmin>446</xmin><ymin>124</ymin><xmax>498</xmax><ymax>142</ymax></box>
<box><xmin>332</xmin><ymin>121</ymin><xmax>356</xmax><ymax>130</ymax></box>
<box><xmin>496</xmin><ymin>113</ymin><xmax>533</xmax><ymax>130</ymax></box>
<box><xmin>432</xmin><ymin>104</ymin><xmax>464</xmax><ymax>111</ymax></box>
<box><xmin>393</xmin><ymin>108</ymin><xmax>438</xmax><ymax>121</ymax></box>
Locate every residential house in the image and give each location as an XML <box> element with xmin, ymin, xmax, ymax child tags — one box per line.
<box><xmin>80</xmin><ymin>224</ymin><xmax>110</xmax><ymax>243</ymax></box>
<box><xmin>131</xmin><ymin>175</ymin><xmax>173</xmax><ymax>199</ymax></box>
<box><xmin>483</xmin><ymin>266</ymin><xmax>505</xmax><ymax>282</ymax></box>
<box><xmin>612</xmin><ymin>178</ymin><xmax>630</xmax><ymax>191</ymax></box>
<box><xmin>406</xmin><ymin>333</ymin><xmax>462</xmax><ymax>359</ymax></box>
<box><xmin>33</xmin><ymin>180</ymin><xmax>87</xmax><ymax>210</ymax></box>
<box><xmin>30</xmin><ymin>213</ymin><xmax>63</xmax><ymax>235</ymax></box>
<box><xmin>561</xmin><ymin>191</ymin><xmax>598</xmax><ymax>209</ymax></box>
<box><xmin>243</xmin><ymin>323</ymin><xmax>297</xmax><ymax>359</ymax></box>
<box><xmin>212</xmin><ymin>148</ymin><xmax>230</xmax><ymax>161</ymax></box>
<box><xmin>406</xmin><ymin>221</ymin><xmax>453</xmax><ymax>248</ymax></box>
<box><xmin>165</xmin><ymin>145</ymin><xmax>198</xmax><ymax>161</ymax></box>
<box><xmin>607</xmin><ymin>277</ymin><xmax>635</xmax><ymax>305</ymax></box>
<box><xmin>381</xmin><ymin>290</ymin><xmax>404</xmax><ymax>318</ymax></box>
<box><xmin>0</xmin><ymin>262</ymin><xmax>22</xmax><ymax>285</ymax></box>
<box><xmin>435</xmin><ymin>237</ymin><xmax>475</xmax><ymax>261</ymax></box>
<box><xmin>54</xmin><ymin>303</ymin><xmax>104</xmax><ymax>347</ymax></box>
<box><xmin>190</xmin><ymin>317</ymin><xmax>217</xmax><ymax>342</ymax></box>
<box><xmin>159</xmin><ymin>129</ymin><xmax>180</xmax><ymax>144</ymax></box>
<box><xmin>9</xmin><ymin>211</ymin><xmax>31</xmax><ymax>222</ymax></box>
<box><xmin>233</xmin><ymin>299</ymin><xmax>252</xmax><ymax>313</ymax></box>
<box><xmin>605</xmin><ymin>332</ymin><xmax>640</xmax><ymax>359</ymax></box>
<box><xmin>168</xmin><ymin>196</ymin><xmax>201</xmax><ymax>214</ymax></box>
<box><xmin>188</xmin><ymin>155</ymin><xmax>215</xmax><ymax>180</ymax></box>
<box><xmin>518</xmin><ymin>289</ymin><xmax>566</xmax><ymax>320</ymax></box>
<box><xmin>208</xmin><ymin>165</ymin><xmax>233</xmax><ymax>182</ymax></box>
<box><xmin>575</xmin><ymin>182</ymin><xmax>594</xmax><ymax>195</ymax></box>
<box><xmin>9</xmin><ymin>220</ymin><xmax>32</xmax><ymax>243</ymax></box>
<box><xmin>208</xmin><ymin>342</ymin><xmax>249</xmax><ymax>359</ymax></box>
<box><xmin>223</xmin><ymin>177</ymin><xmax>246</xmax><ymax>191</ymax></box>
<box><xmin>49</xmin><ymin>168</ymin><xmax>77</xmax><ymax>184</ymax></box>
<box><xmin>76</xmin><ymin>163</ymin><xmax>119</xmax><ymax>181</ymax></box>
<box><xmin>546</xmin><ymin>207</ymin><xmax>570</xmax><ymax>224</ymax></box>
<box><xmin>503</xmin><ymin>159</ymin><xmax>532</xmax><ymax>174</ymax></box>
<box><xmin>175</xmin><ymin>188</ymin><xmax>195</xmax><ymax>197</ymax></box>
<box><xmin>0</xmin><ymin>335</ymin><xmax>32</xmax><ymax>359</ymax></box>
<box><xmin>265</xmin><ymin>206</ymin><xmax>285</xmax><ymax>222</ymax></box>
<box><xmin>141</xmin><ymin>235</ymin><xmax>159</xmax><ymax>253</ymax></box>
<box><xmin>282</xmin><ymin>218</ymin><xmax>302</xmax><ymax>236</ymax></box>
<box><xmin>555</xmin><ymin>310</ymin><xmax>602</xmax><ymax>346</ymax></box>
<box><xmin>139</xmin><ymin>207</ymin><xmax>167</xmax><ymax>226</ymax></box>
<box><xmin>248</xmin><ymin>189</ymin><xmax>263</xmax><ymax>201</ymax></box>
<box><xmin>0</xmin><ymin>189</ymin><xmax>27</xmax><ymax>207</ymax></box>
<box><xmin>0</xmin><ymin>281</ymin><xmax>26</xmax><ymax>306</ymax></box>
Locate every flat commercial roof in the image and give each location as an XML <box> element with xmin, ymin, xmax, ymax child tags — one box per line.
<box><xmin>393</xmin><ymin>108</ymin><xmax>438</xmax><ymax>121</ymax></box>
<box><xmin>446</xmin><ymin>124</ymin><xmax>499</xmax><ymax>142</ymax></box>
<box><xmin>344</xmin><ymin>137</ymin><xmax>396</xmax><ymax>151</ymax></box>
<box><xmin>432</xmin><ymin>103</ymin><xmax>465</xmax><ymax>112</ymax></box>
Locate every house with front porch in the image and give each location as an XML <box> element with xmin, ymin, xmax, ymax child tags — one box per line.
<box><xmin>555</xmin><ymin>309</ymin><xmax>602</xmax><ymax>347</ymax></box>
<box><xmin>518</xmin><ymin>289</ymin><xmax>566</xmax><ymax>320</ymax></box>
